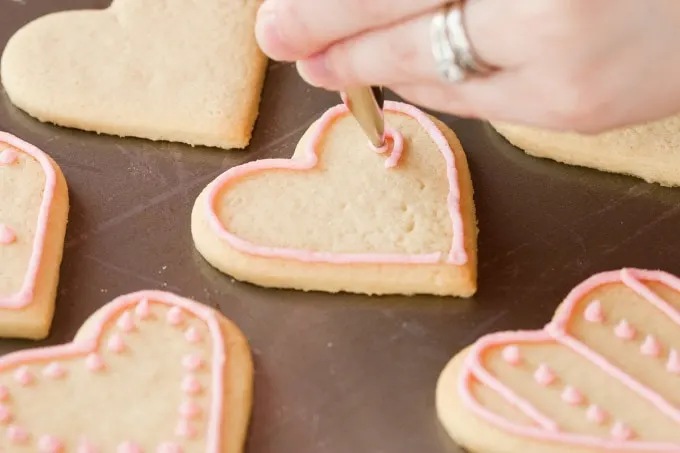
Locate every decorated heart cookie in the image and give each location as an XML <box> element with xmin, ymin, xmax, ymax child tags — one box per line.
<box><xmin>0</xmin><ymin>290</ymin><xmax>252</xmax><ymax>453</ymax></box>
<box><xmin>0</xmin><ymin>132</ymin><xmax>68</xmax><ymax>340</ymax></box>
<box><xmin>191</xmin><ymin>101</ymin><xmax>477</xmax><ymax>296</ymax></box>
<box><xmin>492</xmin><ymin>116</ymin><xmax>680</xmax><ymax>187</ymax></box>
<box><xmin>437</xmin><ymin>268</ymin><xmax>680</xmax><ymax>453</ymax></box>
<box><xmin>0</xmin><ymin>0</ymin><xmax>267</xmax><ymax>149</ymax></box>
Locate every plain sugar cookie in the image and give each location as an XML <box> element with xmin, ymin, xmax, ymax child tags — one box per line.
<box><xmin>0</xmin><ymin>0</ymin><xmax>267</xmax><ymax>149</ymax></box>
<box><xmin>192</xmin><ymin>101</ymin><xmax>478</xmax><ymax>297</ymax></box>
<box><xmin>0</xmin><ymin>290</ymin><xmax>253</xmax><ymax>453</ymax></box>
<box><xmin>492</xmin><ymin>116</ymin><xmax>680</xmax><ymax>187</ymax></box>
<box><xmin>437</xmin><ymin>268</ymin><xmax>680</xmax><ymax>453</ymax></box>
<box><xmin>0</xmin><ymin>132</ymin><xmax>68</xmax><ymax>340</ymax></box>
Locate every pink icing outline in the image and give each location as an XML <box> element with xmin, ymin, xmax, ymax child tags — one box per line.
<box><xmin>0</xmin><ymin>291</ymin><xmax>226</xmax><ymax>452</ymax></box>
<box><xmin>204</xmin><ymin>101</ymin><xmax>468</xmax><ymax>266</ymax></box>
<box><xmin>458</xmin><ymin>268</ymin><xmax>680</xmax><ymax>450</ymax></box>
<box><xmin>0</xmin><ymin>132</ymin><xmax>58</xmax><ymax>309</ymax></box>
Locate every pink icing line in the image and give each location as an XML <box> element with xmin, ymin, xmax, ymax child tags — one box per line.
<box><xmin>204</xmin><ymin>101</ymin><xmax>468</xmax><ymax>266</ymax></box>
<box><xmin>459</xmin><ymin>268</ymin><xmax>680</xmax><ymax>450</ymax></box>
<box><xmin>0</xmin><ymin>132</ymin><xmax>58</xmax><ymax>309</ymax></box>
<box><xmin>667</xmin><ymin>350</ymin><xmax>680</xmax><ymax>374</ymax></box>
<box><xmin>0</xmin><ymin>291</ymin><xmax>226</xmax><ymax>453</ymax></box>
<box><xmin>370</xmin><ymin>126</ymin><xmax>404</xmax><ymax>169</ymax></box>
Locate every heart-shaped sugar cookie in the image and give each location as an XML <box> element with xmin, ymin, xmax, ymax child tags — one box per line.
<box><xmin>191</xmin><ymin>101</ymin><xmax>478</xmax><ymax>296</ymax></box>
<box><xmin>492</xmin><ymin>116</ymin><xmax>680</xmax><ymax>187</ymax></box>
<box><xmin>0</xmin><ymin>290</ymin><xmax>252</xmax><ymax>453</ymax></box>
<box><xmin>437</xmin><ymin>268</ymin><xmax>680</xmax><ymax>453</ymax></box>
<box><xmin>0</xmin><ymin>0</ymin><xmax>267</xmax><ymax>149</ymax></box>
<box><xmin>0</xmin><ymin>132</ymin><xmax>68</xmax><ymax>340</ymax></box>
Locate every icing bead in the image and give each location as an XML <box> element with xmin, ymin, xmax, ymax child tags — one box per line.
<box><xmin>43</xmin><ymin>362</ymin><xmax>66</xmax><ymax>379</ymax></box>
<box><xmin>77</xmin><ymin>440</ymin><xmax>99</xmax><ymax>453</ymax></box>
<box><xmin>0</xmin><ymin>384</ymin><xmax>10</xmax><ymax>401</ymax></box>
<box><xmin>182</xmin><ymin>375</ymin><xmax>202</xmax><ymax>395</ymax></box>
<box><xmin>0</xmin><ymin>224</ymin><xmax>16</xmax><ymax>245</ymax></box>
<box><xmin>641</xmin><ymin>335</ymin><xmax>662</xmax><ymax>357</ymax></box>
<box><xmin>135</xmin><ymin>298</ymin><xmax>152</xmax><ymax>319</ymax></box>
<box><xmin>175</xmin><ymin>419</ymin><xmax>196</xmax><ymax>438</ymax></box>
<box><xmin>533</xmin><ymin>364</ymin><xmax>556</xmax><ymax>387</ymax></box>
<box><xmin>38</xmin><ymin>435</ymin><xmax>64</xmax><ymax>453</ymax></box>
<box><xmin>501</xmin><ymin>346</ymin><xmax>521</xmax><ymax>366</ymax></box>
<box><xmin>185</xmin><ymin>327</ymin><xmax>202</xmax><ymax>343</ymax></box>
<box><xmin>0</xmin><ymin>148</ymin><xmax>18</xmax><ymax>165</ymax></box>
<box><xmin>14</xmin><ymin>366</ymin><xmax>34</xmax><ymax>386</ymax></box>
<box><xmin>86</xmin><ymin>353</ymin><xmax>105</xmax><ymax>372</ymax></box>
<box><xmin>667</xmin><ymin>349</ymin><xmax>680</xmax><ymax>374</ymax></box>
<box><xmin>584</xmin><ymin>300</ymin><xmax>604</xmax><ymax>323</ymax></box>
<box><xmin>7</xmin><ymin>425</ymin><xmax>29</xmax><ymax>443</ymax></box>
<box><xmin>156</xmin><ymin>442</ymin><xmax>182</xmax><ymax>453</ymax></box>
<box><xmin>614</xmin><ymin>320</ymin><xmax>636</xmax><ymax>340</ymax></box>
<box><xmin>561</xmin><ymin>386</ymin><xmax>584</xmax><ymax>406</ymax></box>
<box><xmin>108</xmin><ymin>334</ymin><xmax>126</xmax><ymax>353</ymax></box>
<box><xmin>117</xmin><ymin>442</ymin><xmax>142</xmax><ymax>453</ymax></box>
<box><xmin>182</xmin><ymin>354</ymin><xmax>204</xmax><ymax>371</ymax></box>
<box><xmin>586</xmin><ymin>405</ymin><xmax>607</xmax><ymax>425</ymax></box>
<box><xmin>167</xmin><ymin>307</ymin><xmax>184</xmax><ymax>326</ymax></box>
<box><xmin>0</xmin><ymin>404</ymin><xmax>12</xmax><ymax>423</ymax></box>
<box><xmin>179</xmin><ymin>401</ymin><xmax>202</xmax><ymax>419</ymax></box>
<box><xmin>611</xmin><ymin>422</ymin><xmax>634</xmax><ymax>440</ymax></box>
<box><xmin>117</xmin><ymin>311</ymin><xmax>136</xmax><ymax>333</ymax></box>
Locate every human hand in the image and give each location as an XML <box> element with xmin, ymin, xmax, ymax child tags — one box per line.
<box><xmin>255</xmin><ymin>0</ymin><xmax>680</xmax><ymax>133</ymax></box>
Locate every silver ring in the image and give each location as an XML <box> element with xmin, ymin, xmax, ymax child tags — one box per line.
<box><xmin>430</xmin><ymin>1</ymin><xmax>497</xmax><ymax>83</ymax></box>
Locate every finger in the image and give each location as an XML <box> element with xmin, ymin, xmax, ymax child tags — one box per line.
<box><xmin>255</xmin><ymin>0</ymin><xmax>449</xmax><ymax>61</ymax></box>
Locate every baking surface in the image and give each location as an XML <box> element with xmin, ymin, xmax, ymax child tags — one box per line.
<box><xmin>2</xmin><ymin>2</ymin><xmax>680</xmax><ymax>452</ymax></box>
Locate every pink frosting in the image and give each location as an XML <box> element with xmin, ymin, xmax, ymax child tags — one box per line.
<box><xmin>667</xmin><ymin>350</ymin><xmax>680</xmax><ymax>374</ymax></box>
<box><xmin>614</xmin><ymin>320</ymin><xmax>636</xmax><ymax>340</ymax></box>
<box><xmin>156</xmin><ymin>442</ymin><xmax>182</xmax><ymax>453</ymax></box>
<box><xmin>167</xmin><ymin>307</ymin><xmax>184</xmax><ymax>326</ymax></box>
<box><xmin>561</xmin><ymin>386</ymin><xmax>585</xmax><ymax>406</ymax></box>
<box><xmin>586</xmin><ymin>405</ymin><xmax>608</xmax><ymax>425</ymax></box>
<box><xmin>0</xmin><ymin>291</ymin><xmax>225</xmax><ymax>453</ymax></box>
<box><xmin>640</xmin><ymin>335</ymin><xmax>662</xmax><ymax>357</ymax></box>
<box><xmin>0</xmin><ymin>148</ymin><xmax>18</xmax><ymax>165</ymax></box>
<box><xmin>42</xmin><ymin>362</ymin><xmax>66</xmax><ymax>379</ymax></box>
<box><xmin>371</xmin><ymin>126</ymin><xmax>405</xmax><ymax>169</ymax></box>
<box><xmin>107</xmin><ymin>334</ymin><xmax>126</xmax><ymax>353</ymax></box>
<box><xmin>38</xmin><ymin>435</ymin><xmax>64</xmax><ymax>453</ymax></box>
<box><xmin>0</xmin><ymin>133</ymin><xmax>58</xmax><ymax>309</ymax></box>
<box><xmin>204</xmin><ymin>101</ymin><xmax>469</xmax><ymax>266</ymax></box>
<box><xmin>135</xmin><ymin>299</ymin><xmax>151</xmax><ymax>319</ymax></box>
<box><xmin>77</xmin><ymin>439</ymin><xmax>99</xmax><ymax>453</ymax></box>
<box><xmin>0</xmin><ymin>384</ymin><xmax>9</xmax><ymax>401</ymax></box>
<box><xmin>85</xmin><ymin>353</ymin><xmax>105</xmax><ymax>372</ymax></box>
<box><xmin>14</xmin><ymin>365</ymin><xmax>34</xmax><ymax>386</ymax></box>
<box><xmin>501</xmin><ymin>346</ymin><xmax>521</xmax><ymax>366</ymax></box>
<box><xmin>0</xmin><ymin>224</ymin><xmax>16</xmax><ymax>245</ymax></box>
<box><xmin>457</xmin><ymin>268</ymin><xmax>680</xmax><ymax>450</ymax></box>
<box><xmin>116</xmin><ymin>311</ymin><xmax>136</xmax><ymax>333</ymax></box>
<box><xmin>185</xmin><ymin>327</ymin><xmax>202</xmax><ymax>343</ymax></box>
<box><xmin>182</xmin><ymin>354</ymin><xmax>204</xmax><ymax>371</ymax></box>
<box><xmin>0</xmin><ymin>404</ymin><xmax>12</xmax><ymax>423</ymax></box>
<box><xmin>584</xmin><ymin>300</ymin><xmax>604</xmax><ymax>323</ymax></box>
<box><xmin>179</xmin><ymin>401</ymin><xmax>202</xmax><ymax>419</ymax></box>
<box><xmin>117</xmin><ymin>442</ymin><xmax>142</xmax><ymax>453</ymax></box>
<box><xmin>182</xmin><ymin>375</ymin><xmax>202</xmax><ymax>395</ymax></box>
<box><xmin>533</xmin><ymin>364</ymin><xmax>556</xmax><ymax>386</ymax></box>
<box><xmin>175</xmin><ymin>419</ymin><xmax>196</xmax><ymax>438</ymax></box>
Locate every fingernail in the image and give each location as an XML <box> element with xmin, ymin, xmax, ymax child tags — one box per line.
<box><xmin>297</xmin><ymin>54</ymin><xmax>335</xmax><ymax>88</ymax></box>
<box><xmin>255</xmin><ymin>3</ymin><xmax>290</xmax><ymax>60</ymax></box>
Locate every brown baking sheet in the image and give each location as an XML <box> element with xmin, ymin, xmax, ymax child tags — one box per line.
<box><xmin>3</xmin><ymin>2</ymin><xmax>680</xmax><ymax>452</ymax></box>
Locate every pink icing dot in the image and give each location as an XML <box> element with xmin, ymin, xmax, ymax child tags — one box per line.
<box><xmin>156</xmin><ymin>442</ymin><xmax>182</xmax><ymax>453</ymax></box>
<box><xmin>167</xmin><ymin>307</ymin><xmax>184</xmax><ymax>326</ymax></box>
<box><xmin>0</xmin><ymin>224</ymin><xmax>16</xmax><ymax>245</ymax></box>
<box><xmin>611</xmin><ymin>422</ymin><xmax>634</xmax><ymax>440</ymax></box>
<box><xmin>175</xmin><ymin>419</ymin><xmax>196</xmax><ymax>438</ymax></box>
<box><xmin>640</xmin><ymin>335</ymin><xmax>662</xmax><ymax>357</ymax></box>
<box><xmin>86</xmin><ymin>353</ymin><xmax>105</xmax><ymax>372</ymax></box>
<box><xmin>586</xmin><ymin>405</ymin><xmax>607</xmax><ymax>425</ymax></box>
<box><xmin>0</xmin><ymin>404</ymin><xmax>12</xmax><ymax>424</ymax></box>
<box><xmin>108</xmin><ymin>334</ymin><xmax>126</xmax><ymax>353</ymax></box>
<box><xmin>584</xmin><ymin>300</ymin><xmax>604</xmax><ymax>323</ymax></box>
<box><xmin>179</xmin><ymin>400</ymin><xmax>202</xmax><ymax>419</ymax></box>
<box><xmin>135</xmin><ymin>298</ymin><xmax>152</xmax><ymax>319</ymax></box>
<box><xmin>38</xmin><ymin>435</ymin><xmax>64</xmax><ymax>453</ymax></box>
<box><xmin>7</xmin><ymin>425</ymin><xmax>29</xmax><ymax>443</ymax></box>
<box><xmin>43</xmin><ymin>362</ymin><xmax>66</xmax><ymax>379</ymax></box>
<box><xmin>117</xmin><ymin>442</ymin><xmax>142</xmax><ymax>453</ymax></box>
<box><xmin>14</xmin><ymin>366</ymin><xmax>34</xmax><ymax>386</ymax></box>
<box><xmin>117</xmin><ymin>311</ymin><xmax>136</xmax><ymax>333</ymax></box>
<box><xmin>0</xmin><ymin>148</ymin><xmax>18</xmax><ymax>165</ymax></box>
<box><xmin>533</xmin><ymin>364</ymin><xmax>556</xmax><ymax>387</ymax></box>
<box><xmin>0</xmin><ymin>384</ymin><xmax>10</xmax><ymax>401</ymax></box>
<box><xmin>77</xmin><ymin>439</ymin><xmax>99</xmax><ymax>453</ymax></box>
<box><xmin>667</xmin><ymin>349</ymin><xmax>680</xmax><ymax>374</ymax></box>
<box><xmin>182</xmin><ymin>354</ymin><xmax>204</xmax><ymax>372</ymax></box>
<box><xmin>185</xmin><ymin>327</ymin><xmax>202</xmax><ymax>343</ymax></box>
<box><xmin>561</xmin><ymin>386</ymin><xmax>584</xmax><ymax>406</ymax></box>
<box><xmin>501</xmin><ymin>346</ymin><xmax>521</xmax><ymax>366</ymax></box>
<box><xmin>182</xmin><ymin>375</ymin><xmax>202</xmax><ymax>395</ymax></box>
<box><xmin>614</xmin><ymin>319</ymin><xmax>636</xmax><ymax>340</ymax></box>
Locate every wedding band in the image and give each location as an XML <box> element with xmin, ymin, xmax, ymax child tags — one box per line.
<box><xmin>430</xmin><ymin>1</ymin><xmax>497</xmax><ymax>83</ymax></box>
